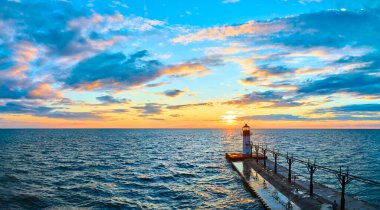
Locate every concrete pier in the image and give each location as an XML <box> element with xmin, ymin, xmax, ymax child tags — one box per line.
<box><xmin>226</xmin><ymin>152</ymin><xmax>377</xmax><ymax>210</ymax></box>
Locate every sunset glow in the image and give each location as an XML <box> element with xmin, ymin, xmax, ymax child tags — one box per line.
<box><xmin>0</xmin><ymin>0</ymin><xmax>380</xmax><ymax>128</ymax></box>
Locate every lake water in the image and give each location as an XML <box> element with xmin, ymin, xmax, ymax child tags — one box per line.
<box><xmin>0</xmin><ymin>129</ymin><xmax>379</xmax><ymax>209</ymax></box>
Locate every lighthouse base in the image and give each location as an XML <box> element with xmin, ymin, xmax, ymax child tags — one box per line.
<box><xmin>225</xmin><ymin>152</ymin><xmax>266</xmax><ymax>161</ymax></box>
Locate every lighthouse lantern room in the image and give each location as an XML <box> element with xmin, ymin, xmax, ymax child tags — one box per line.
<box><xmin>242</xmin><ymin>123</ymin><xmax>251</xmax><ymax>155</ymax></box>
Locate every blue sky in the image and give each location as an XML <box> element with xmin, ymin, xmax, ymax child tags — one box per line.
<box><xmin>0</xmin><ymin>0</ymin><xmax>379</xmax><ymax>128</ymax></box>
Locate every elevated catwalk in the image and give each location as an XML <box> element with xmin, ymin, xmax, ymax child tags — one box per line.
<box><xmin>226</xmin><ymin>152</ymin><xmax>377</xmax><ymax>210</ymax></box>
<box><xmin>225</xmin><ymin>152</ymin><xmax>267</xmax><ymax>161</ymax></box>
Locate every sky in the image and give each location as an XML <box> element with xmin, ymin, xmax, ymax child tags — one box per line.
<box><xmin>0</xmin><ymin>0</ymin><xmax>380</xmax><ymax>128</ymax></box>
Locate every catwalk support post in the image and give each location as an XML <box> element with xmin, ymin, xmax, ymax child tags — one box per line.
<box><xmin>287</xmin><ymin>153</ymin><xmax>293</xmax><ymax>183</ymax></box>
<box><xmin>255</xmin><ymin>144</ymin><xmax>260</xmax><ymax>163</ymax></box>
<box><xmin>272</xmin><ymin>149</ymin><xmax>279</xmax><ymax>174</ymax></box>
<box><xmin>307</xmin><ymin>159</ymin><xmax>317</xmax><ymax>196</ymax></box>
<box><xmin>336</xmin><ymin>166</ymin><xmax>352</xmax><ymax>210</ymax></box>
<box><xmin>262</xmin><ymin>145</ymin><xmax>267</xmax><ymax>168</ymax></box>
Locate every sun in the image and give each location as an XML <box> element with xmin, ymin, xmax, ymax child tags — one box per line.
<box><xmin>221</xmin><ymin>110</ymin><xmax>243</xmax><ymax>125</ymax></box>
<box><xmin>222</xmin><ymin>114</ymin><xmax>236</xmax><ymax>124</ymax></box>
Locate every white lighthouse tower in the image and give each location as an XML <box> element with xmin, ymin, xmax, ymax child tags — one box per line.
<box><xmin>242</xmin><ymin>123</ymin><xmax>251</xmax><ymax>156</ymax></box>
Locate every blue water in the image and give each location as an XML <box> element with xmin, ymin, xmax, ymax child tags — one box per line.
<box><xmin>0</xmin><ymin>129</ymin><xmax>379</xmax><ymax>209</ymax></box>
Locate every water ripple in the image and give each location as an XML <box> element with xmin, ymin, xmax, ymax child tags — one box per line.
<box><xmin>0</xmin><ymin>129</ymin><xmax>379</xmax><ymax>209</ymax></box>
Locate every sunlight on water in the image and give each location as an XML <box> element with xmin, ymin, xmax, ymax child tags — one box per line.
<box><xmin>0</xmin><ymin>129</ymin><xmax>379</xmax><ymax>209</ymax></box>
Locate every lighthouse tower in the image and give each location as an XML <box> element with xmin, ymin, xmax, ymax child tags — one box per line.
<box><xmin>242</xmin><ymin>123</ymin><xmax>251</xmax><ymax>155</ymax></box>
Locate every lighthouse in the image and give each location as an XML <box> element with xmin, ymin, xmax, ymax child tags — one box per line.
<box><xmin>242</xmin><ymin>123</ymin><xmax>251</xmax><ymax>155</ymax></box>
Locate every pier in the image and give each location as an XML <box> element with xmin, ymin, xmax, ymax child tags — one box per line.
<box><xmin>226</xmin><ymin>124</ymin><xmax>380</xmax><ymax>210</ymax></box>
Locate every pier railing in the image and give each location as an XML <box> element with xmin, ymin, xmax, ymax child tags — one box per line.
<box><xmin>251</xmin><ymin>143</ymin><xmax>380</xmax><ymax>209</ymax></box>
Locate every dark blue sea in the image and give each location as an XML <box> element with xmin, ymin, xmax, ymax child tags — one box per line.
<box><xmin>0</xmin><ymin>129</ymin><xmax>379</xmax><ymax>209</ymax></box>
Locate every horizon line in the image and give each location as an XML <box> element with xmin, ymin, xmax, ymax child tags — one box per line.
<box><xmin>1</xmin><ymin>127</ymin><xmax>379</xmax><ymax>130</ymax></box>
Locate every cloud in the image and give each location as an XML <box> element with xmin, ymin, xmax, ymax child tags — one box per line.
<box><xmin>314</xmin><ymin>104</ymin><xmax>380</xmax><ymax>115</ymax></box>
<box><xmin>112</xmin><ymin>109</ymin><xmax>129</xmax><ymax>113</ymax></box>
<box><xmin>209</xmin><ymin>9</ymin><xmax>380</xmax><ymax>102</ymax></box>
<box><xmin>166</xmin><ymin>102</ymin><xmax>213</xmax><ymax>110</ymax></box>
<box><xmin>68</xmin><ymin>13</ymin><xmax>165</xmax><ymax>33</ymax></box>
<box><xmin>297</xmin><ymin>72</ymin><xmax>380</xmax><ymax>96</ymax></box>
<box><xmin>148</xmin><ymin>118</ymin><xmax>165</xmax><ymax>121</ymax></box>
<box><xmin>170</xmin><ymin>114</ymin><xmax>183</xmax><ymax>118</ymax></box>
<box><xmin>298</xmin><ymin>0</ymin><xmax>322</xmax><ymax>5</ymax></box>
<box><xmin>332</xmin><ymin>51</ymin><xmax>380</xmax><ymax>74</ymax></box>
<box><xmin>239</xmin><ymin>76</ymin><xmax>257</xmax><ymax>85</ymax></box>
<box><xmin>224</xmin><ymin>91</ymin><xmax>284</xmax><ymax>105</ymax></box>
<box><xmin>52</xmin><ymin>98</ymin><xmax>75</xmax><ymax>106</ymax></box>
<box><xmin>145</xmin><ymin>82</ymin><xmax>169</xmax><ymax>88</ymax></box>
<box><xmin>312</xmin><ymin>104</ymin><xmax>380</xmax><ymax>121</ymax></box>
<box><xmin>0</xmin><ymin>47</ymin><xmax>13</xmax><ymax>70</ymax></box>
<box><xmin>240</xmin><ymin>114</ymin><xmax>306</xmax><ymax>121</ymax></box>
<box><xmin>0</xmin><ymin>78</ymin><xmax>60</xmax><ymax>100</ymax></box>
<box><xmin>0</xmin><ymin>102</ymin><xmax>53</xmax><ymax>114</ymax></box>
<box><xmin>131</xmin><ymin>103</ymin><xmax>163</xmax><ymax>116</ymax></box>
<box><xmin>0</xmin><ymin>42</ymin><xmax>60</xmax><ymax>100</ymax></box>
<box><xmin>65</xmin><ymin>50</ymin><xmax>163</xmax><ymax>90</ymax></box>
<box><xmin>172</xmin><ymin>20</ymin><xmax>285</xmax><ymax>44</ymax></box>
<box><xmin>264</xmin><ymin>100</ymin><xmax>304</xmax><ymax>108</ymax></box>
<box><xmin>270</xmin><ymin>9</ymin><xmax>380</xmax><ymax>49</ymax></box>
<box><xmin>65</xmin><ymin>50</ymin><xmax>221</xmax><ymax>90</ymax></box>
<box><xmin>96</xmin><ymin>95</ymin><xmax>129</xmax><ymax>104</ymax></box>
<box><xmin>5</xmin><ymin>42</ymin><xmax>38</xmax><ymax>77</ymax></box>
<box><xmin>331</xmin><ymin>115</ymin><xmax>380</xmax><ymax>121</ymax></box>
<box><xmin>257</xmin><ymin>65</ymin><xmax>295</xmax><ymax>75</ymax></box>
<box><xmin>222</xmin><ymin>0</ymin><xmax>240</xmax><ymax>4</ymax></box>
<box><xmin>330</xmin><ymin>104</ymin><xmax>380</xmax><ymax>112</ymax></box>
<box><xmin>0</xmin><ymin>2</ymin><xmax>162</xmax><ymax>58</ymax></box>
<box><xmin>162</xmin><ymin>89</ymin><xmax>186</xmax><ymax>97</ymax></box>
<box><xmin>240</xmin><ymin>113</ymin><xmax>380</xmax><ymax>121</ymax></box>
<box><xmin>0</xmin><ymin>1</ymin><xmax>167</xmax><ymax>85</ymax></box>
<box><xmin>0</xmin><ymin>101</ymin><xmax>101</xmax><ymax>120</ymax></box>
<box><xmin>28</xmin><ymin>84</ymin><xmax>61</xmax><ymax>99</ymax></box>
<box><xmin>0</xmin><ymin>1</ymin><xmax>91</xmax><ymax>55</ymax></box>
<box><xmin>162</xmin><ymin>55</ymin><xmax>223</xmax><ymax>77</ymax></box>
<box><xmin>162</xmin><ymin>62</ymin><xmax>208</xmax><ymax>77</ymax></box>
<box><xmin>36</xmin><ymin>111</ymin><xmax>101</xmax><ymax>120</ymax></box>
<box><xmin>0</xmin><ymin>81</ymin><xmax>28</xmax><ymax>99</ymax></box>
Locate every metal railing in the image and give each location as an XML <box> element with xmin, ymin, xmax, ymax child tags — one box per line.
<box><xmin>250</xmin><ymin>143</ymin><xmax>380</xmax><ymax>209</ymax></box>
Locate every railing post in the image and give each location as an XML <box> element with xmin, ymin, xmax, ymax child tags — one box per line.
<box><xmin>262</xmin><ymin>145</ymin><xmax>267</xmax><ymax>168</ymax></box>
<box><xmin>255</xmin><ymin>144</ymin><xmax>259</xmax><ymax>163</ymax></box>
<box><xmin>341</xmin><ymin>175</ymin><xmax>346</xmax><ymax>210</ymax></box>
<box><xmin>307</xmin><ymin>159</ymin><xmax>317</xmax><ymax>196</ymax></box>
<box><xmin>287</xmin><ymin>153</ymin><xmax>293</xmax><ymax>183</ymax></box>
<box><xmin>336</xmin><ymin>166</ymin><xmax>352</xmax><ymax>210</ymax></box>
<box><xmin>250</xmin><ymin>142</ymin><xmax>253</xmax><ymax>158</ymax></box>
<box><xmin>272</xmin><ymin>149</ymin><xmax>278</xmax><ymax>174</ymax></box>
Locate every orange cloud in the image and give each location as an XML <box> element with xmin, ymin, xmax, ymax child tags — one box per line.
<box><xmin>172</xmin><ymin>21</ymin><xmax>286</xmax><ymax>44</ymax></box>
<box><xmin>6</xmin><ymin>42</ymin><xmax>39</xmax><ymax>77</ymax></box>
<box><xmin>162</xmin><ymin>63</ymin><xmax>208</xmax><ymax>77</ymax></box>
<box><xmin>77</xmin><ymin>81</ymin><xmax>103</xmax><ymax>90</ymax></box>
<box><xmin>29</xmin><ymin>84</ymin><xmax>61</xmax><ymax>99</ymax></box>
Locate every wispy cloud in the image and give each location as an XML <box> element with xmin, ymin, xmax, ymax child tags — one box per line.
<box><xmin>172</xmin><ymin>21</ymin><xmax>285</xmax><ymax>44</ymax></box>
<box><xmin>166</xmin><ymin>102</ymin><xmax>213</xmax><ymax>110</ymax></box>
<box><xmin>96</xmin><ymin>95</ymin><xmax>129</xmax><ymax>104</ymax></box>
<box><xmin>224</xmin><ymin>91</ymin><xmax>284</xmax><ymax>105</ymax></box>
<box><xmin>64</xmin><ymin>51</ymin><xmax>222</xmax><ymax>90</ymax></box>
<box><xmin>240</xmin><ymin>114</ymin><xmax>307</xmax><ymax>121</ymax></box>
<box><xmin>132</xmin><ymin>103</ymin><xmax>164</xmax><ymax>116</ymax></box>
<box><xmin>0</xmin><ymin>102</ymin><xmax>101</xmax><ymax>120</ymax></box>
<box><xmin>1</xmin><ymin>0</ymin><xmax>380</xmax><ymax>127</ymax></box>
<box><xmin>297</xmin><ymin>72</ymin><xmax>380</xmax><ymax>96</ymax></box>
<box><xmin>222</xmin><ymin>0</ymin><xmax>240</xmax><ymax>4</ymax></box>
<box><xmin>162</xmin><ymin>89</ymin><xmax>187</xmax><ymax>97</ymax></box>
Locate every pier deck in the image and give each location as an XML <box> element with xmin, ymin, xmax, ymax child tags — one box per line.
<box><xmin>226</xmin><ymin>152</ymin><xmax>377</xmax><ymax>210</ymax></box>
<box><xmin>226</xmin><ymin>152</ymin><xmax>266</xmax><ymax>161</ymax></box>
